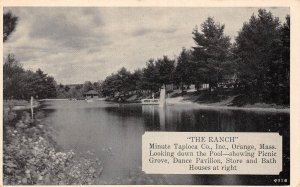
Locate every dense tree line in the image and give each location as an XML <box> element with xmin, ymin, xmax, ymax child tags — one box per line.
<box><xmin>56</xmin><ymin>81</ymin><xmax>102</xmax><ymax>99</ymax></box>
<box><xmin>3</xmin><ymin>9</ymin><xmax>290</xmax><ymax>105</ymax></box>
<box><xmin>101</xmin><ymin>9</ymin><xmax>290</xmax><ymax>105</ymax></box>
<box><xmin>101</xmin><ymin>56</ymin><xmax>176</xmax><ymax>97</ymax></box>
<box><xmin>3</xmin><ymin>54</ymin><xmax>57</xmax><ymax>100</ymax></box>
<box><xmin>234</xmin><ymin>10</ymin><xmax>290</xmax><ymax>104</ymax></box>
<box><xmin>3</xmin><ymin>12</ymin><xmax>57</xmax><ymax>100</ymax></box>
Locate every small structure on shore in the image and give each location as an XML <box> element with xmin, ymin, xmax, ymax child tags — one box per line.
<box><xmin>141</xmin><ymin>85</ymin><xmax>166</xmax><ymax>107</ymax></box>
<box><xmin>218</xmin><ymin>73</ymin><xmax>238</xmax><ymax>89</ymax></box>
<box><xmin>83</xmin><ymin>90</ymin><xmax>99</xmax><ymax>99</ymax></box>
<box><xmin>141</xmin><ymin>93</ymin><xmax>159</xmax><ymax>105</ymax></box>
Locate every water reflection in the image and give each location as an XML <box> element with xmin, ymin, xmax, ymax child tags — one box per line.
<box><xmin>142</xmin><ymin>106</ymin><xmax>167</xmax><ymax>130</ymax></box>
<box><xmin>41</xmin><ymin>100</ymin><xmax>289</xmax><ymax>185</ymax></box>
<box><xmin>141</xmin><ymin>104</ymin><xmax>288</xmax><ymax>133</ymax></box>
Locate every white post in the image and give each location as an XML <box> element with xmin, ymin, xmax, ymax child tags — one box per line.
<box><xmin>30</xmin><ymin>96</ymin><xmax>34</xmax><ymax>119</ymax></box>
<box><xmin>159</xmin><ymin>85</ymin><xmax>166</xmax><ymax>108</ymax></box>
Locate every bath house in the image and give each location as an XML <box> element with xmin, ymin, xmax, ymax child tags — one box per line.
<box><xmin>83</xmin><ymin>90</ymin><xmax>99</xmax><ymax>99</ymax></box>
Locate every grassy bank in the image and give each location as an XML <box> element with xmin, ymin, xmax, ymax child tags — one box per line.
<box><xmin>104</xmin><ymin>90</ymin><xmax>289</xmax><ymax>112</ymax></box>
<box><xmin>3</xmin><ymin>99</ymin><xmax>40</xmax><ymax>111</ymax></box>
<box><xmin>167</xmin><ymin>91</ymin><xmax>289</xmax><ymax>112</ymax></box>
<box><xmin>3</xmin><ymin>106</ymin><xmax>103</xmax><ymax>185</ymax></box>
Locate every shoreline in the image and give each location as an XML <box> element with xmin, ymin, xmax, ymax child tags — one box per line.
<box><xmin>3</xmin><ymin>105</ymin><xmax>103</xmax><ymax>185</ymax></box>
<box><xmin>105</xmin><ymin>96</ymin><xmax>290</xmax><ymax>113</ymax></box>
<box><xmin>3</xmin><ymin>99</ymin><xmax>41</xmax><ymax>112</ymax></box>
<box><xmin>166</xmin><ymin>97</ymin><xmax>289</xmax><ymax>113</ymax></box>
<box><xmin>4</xmin><ymin>97</ymin><xmax>289</xmax><ymax>113</ymax></box>
<box><xmin>167</xmin><ymin>102</ymin><xmax>290</xmax><ymax>113</ymax></box>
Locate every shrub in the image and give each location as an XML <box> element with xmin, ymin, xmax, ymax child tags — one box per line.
<box><xmin>3</xmin><ymin>111</ymin><xmax>103</xmax><ymax>185</ymax></box>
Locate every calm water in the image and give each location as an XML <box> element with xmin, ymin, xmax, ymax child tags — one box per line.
<box><xmin>41</xmin><ymin>100</ymin><xmax>289</xmax><ymax>185</ymax></box>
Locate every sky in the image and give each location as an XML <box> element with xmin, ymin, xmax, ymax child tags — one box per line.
<box><xmin>3</xmin><ymin>7</ymin><xmax>289</xmax><ymax>84</ymax></box>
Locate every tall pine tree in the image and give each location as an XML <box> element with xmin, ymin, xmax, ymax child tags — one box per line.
<box><xmin>234</xmin><ymin>9</ymin><xmax>288</xmax><ymax>104</ymax></box>
<box><xmin>192</xmin><ymin>17</ymin><xmax>231</xmax><ymax>91</ymax></box>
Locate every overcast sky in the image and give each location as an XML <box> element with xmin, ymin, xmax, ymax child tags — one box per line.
<box><xmin>3</xmin><ymin>7</ymin><xmax>289</xmax><ymax>84</ymax></box>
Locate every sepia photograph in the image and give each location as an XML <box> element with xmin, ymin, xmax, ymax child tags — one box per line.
<box><xmin>2</xmin><ymin>5</ymin><xmax>291</xmax><ymax>185</ymax></box>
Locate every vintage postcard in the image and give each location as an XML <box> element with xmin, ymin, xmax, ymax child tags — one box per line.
<box><xmin>1</xmin><ymin>0</ymin><xmax>300</xmax><ymax>186</ymax></box>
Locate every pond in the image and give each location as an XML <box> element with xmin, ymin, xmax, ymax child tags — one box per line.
<box><xmin>41</xmin><ymin>100</ymin><xmax>289</xmax><ymax>185</ymax></box>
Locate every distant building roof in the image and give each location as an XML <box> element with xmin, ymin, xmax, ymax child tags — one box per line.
<box><xmin>84</xmin><ymin>90</ymin><xmax>99</xmax><ymax>95</ymax></box>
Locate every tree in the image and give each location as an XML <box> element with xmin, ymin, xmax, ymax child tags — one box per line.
<box><xmin>3</xmin><ymin>12</ymin><xmax>59</xmax><ymax>100</ymax></box>
<box><xmin>281</xmin><ymin>15</ymin><xmax>290</xmax><ymax>85</ymax></box>
<box><xmin>234</xmin><ymin>9</ymin><xmax>286</xmax><ymax>103</ymax></box>
<box><xmin>115</xmin><ymin>67</ymin><xmax>132</xmax><ymax>95</ymax></box>
<box><xmin>3</xmin><ymin>54</ymin><xmax>24</xmax><ymax>99</ymax></box>
<box><xmin>174</xmin><ymin>48</ymin><xmax>196</xmax><ymax>90</ymax></box>
<box><xmin>93</xmin><ymin>81</ymin><xmax>101</xmax><ymax>93</ymax></box>
<box><xmin>155</xmin><ymin>56</ymin><xmax>175</xmax><ymax>85</ymax></box>
<box><xmin>130</xmin><ymin>69</ymin><xmax>143</xmax><ymax>92</ymax></box>
<box><xmin>277</xmin><ymin>14</ymin><xmax>290</xmax><ymax>104</ymax></box>
<box><xmin>101</xmin><ymin>67</ymin><xmax>132</xmax><ymax>97</ymax></box>
<box><xmin>192</xmin><ymin>17</ymin><xmax>231</xmax><ymax>91</ymax></box>
<box><xmin>29</xmin><ymin>69</ymin><xmax>57</xmax><ymax>99</ymax></box>
<box><xmin>3</xmin><ymin>54</ymin><xmax>24</xmax><ymax>78</ymax></box>
<box><xmin>3</xmin><ymin>55</ymin><xmax>57</xmax><ymax>100</ymax></box>
<box><xmin>142</xmin><ymin>59</ymin><xmax>160</xmax><ymax>92</ymax></box>
<box><xmin>101</xmin><ymin>74</ymin><xmax>117</xmax><ymax>97</ymax></box>
<box><xmin>3</xmin><ymin>11</ymin><xmax>18</xmax><ymax>42</ymax></box>
<box><xmin>82</xmin><ymin>81</ymin><xmax>93</xmax><ymax>93</ymax></box>
<box><xmin>64</xmin><ymin>85</ymin><xmax>70</xmax><ymax>92</ymax></box>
